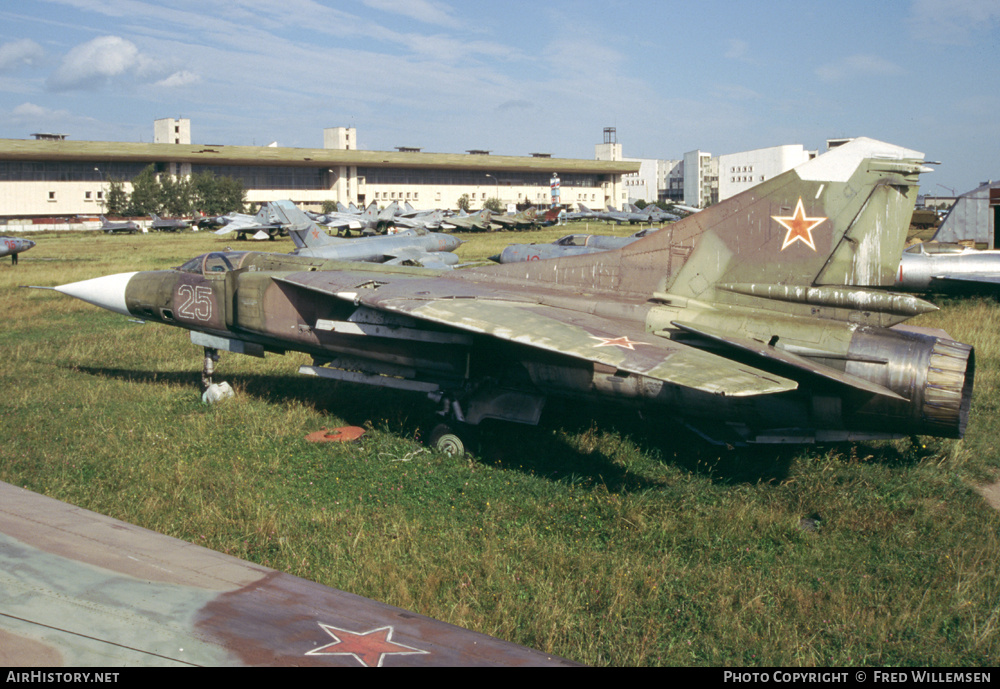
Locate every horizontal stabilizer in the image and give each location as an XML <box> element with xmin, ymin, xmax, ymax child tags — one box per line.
<box><xmin>670</xmin><ymin>320</ymin><xmax>906</xmax><ymax>401</ymax></box>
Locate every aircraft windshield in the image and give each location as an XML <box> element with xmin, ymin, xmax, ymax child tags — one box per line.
<box><xmin>177</xmin><ymin>252</ymin><xmax>251</xmax><ymax>275</ymax></box>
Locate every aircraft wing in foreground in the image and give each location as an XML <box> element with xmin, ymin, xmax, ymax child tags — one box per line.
<box><xmin>43</xmin><ymin>138</ymin><xmax>974</xmax><ymax>448</ymax></box>
<box><xmin>0</xmin><ymin>482</ymin><xmax>576</xmax><ymax>666</ymax></box>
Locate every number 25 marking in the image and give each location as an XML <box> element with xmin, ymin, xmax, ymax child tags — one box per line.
<box><xmin>177</xmin><ymin>285</ymin><xmax>213</xmax><ymax>321</ymax></box>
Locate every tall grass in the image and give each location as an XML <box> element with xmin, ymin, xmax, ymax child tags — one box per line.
<box><xmin>0</xmin><ymin>229</ymin><xmax>997</xmax><ymax>665</ymax></box>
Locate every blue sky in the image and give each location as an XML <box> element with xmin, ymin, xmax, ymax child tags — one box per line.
<box><xmin>1</xmin><ymin>0</ymin><xmax>996</xmax><ymax>194</ymax></box>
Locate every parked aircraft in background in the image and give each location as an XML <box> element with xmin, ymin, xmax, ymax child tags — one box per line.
<box><xmin>44</xmin><ymin>139</ymin><xmax>974</xmax><ymax>451</ymax></box>
<box><xmin>893</xmin><ymin>242</ymin><xmax>1000</xmax><ymax>293</ymax></box>
<box><xmin>213</xmin><ymin>206</ymin><xmax>286</xmax><ymax>240</ymax></box>
<box><xmin>443</xmin><ymin>209</ymin><xmax>492</xmax><ymax>232</ymax></box>
<box><xmin>279</xmin><ymin>200</ymin><xmax>462</xmax><ymax>269</ymax></box>
<box><xmin>100</xmin><ymin>216</ymin><xmax>140</xmax><ymax>234</ymax></box>
<box><xmin>150</xmin><ymin>214</ymin><xmax>190</xmax><ymax>232</ymax></box>
<box><xmin>392</xmin><ymin>210</ymin><xmax>446</xmax><ymax>231</ymax></box>
<box><xmin>1</xmin><ymin>236</ymin><xmax>35</xmax><ymax>265</ymax></box>
<box><xmin>0</xmin><ymin>481</ymin><xmax>575</xmax><ymax>666</ymax></box>
<box><xmin>490</xmin><ymin>209</ymin><xmax>538</xmax><ymax>231</ymax></box>
<box><xmin>565</xmin><ymin>204</ymin><xmax>599</xmax><ymax>221</ymax></box>
<box><xmin>627</xmin><ymin>204</ymin><xmax>681</xmax><ymax>223</ymax></box>
<box><xmin>490</xmin><ymin>230</ymin><xmax>651</xmax><ymax>263</ymax></box>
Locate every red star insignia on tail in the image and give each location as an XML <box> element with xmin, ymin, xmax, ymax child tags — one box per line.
<box><xmin>306</xmin><ymin>624</ymin><xmax>429</xmax><ymax>667</ymax></box>
<box><xmin>773</xmin><ymin>197</ymin><xmax>826</xmax><ymax>252</ymax></box>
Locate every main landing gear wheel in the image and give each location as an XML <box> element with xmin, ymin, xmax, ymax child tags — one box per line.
<box><xmin>428</xmin><ymin>422</ymin><xmax>474</xmax><ymax>457</ymax></box>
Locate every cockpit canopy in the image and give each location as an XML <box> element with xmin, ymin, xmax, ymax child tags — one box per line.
<box><xmin>177</xmin><ymin>252</ymin><xmax>253</xmax><ymax>275</ymax></box>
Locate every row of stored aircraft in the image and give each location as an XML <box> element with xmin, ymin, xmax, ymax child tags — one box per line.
<box><xmin>200</xmin><ymin>200</ymin><xmax>669</xmax><ymax>239</ymax></box>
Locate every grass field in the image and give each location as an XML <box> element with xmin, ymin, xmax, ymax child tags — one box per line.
<box><xmin>1</xmin><ymin>227</ymin><xmax>997</xmax><ymax>666</ymax></box>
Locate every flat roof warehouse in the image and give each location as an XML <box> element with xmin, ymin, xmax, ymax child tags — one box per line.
<box><xmin>0</xmin><ymin>123</ymin><xmax>638</xmax><ymax>218</ymax></box>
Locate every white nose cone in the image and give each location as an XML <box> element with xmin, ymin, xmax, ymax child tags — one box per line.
<box><xmin>54</xmin><ymin>272</ymin><xmax>137</xmax><ymax>316</ymax></box>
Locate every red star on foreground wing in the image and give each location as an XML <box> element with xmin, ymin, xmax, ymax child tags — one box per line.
<box><xmin>773</xmin><ymin>197</ymin><xmax>826</xmax><ymax>251</ymax></box>
<box><xmin>306</xmin><ymin>623</ymin><xmax>429</xmax><ymax>667</ymax></box>
<box><xmin>590</xmin><ymin>335</ymin><xmax>647</xmax><ymax>350</ymax></box>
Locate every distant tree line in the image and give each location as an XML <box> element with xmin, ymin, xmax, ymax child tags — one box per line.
<box><xmin>104</xmin><ymin>165</ymin><xmax>246</xmax><ymax>218</ymax></box>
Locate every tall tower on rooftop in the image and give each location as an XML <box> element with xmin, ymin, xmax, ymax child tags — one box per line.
<box><xmin>154</xmin><ymin>118</ymin><xmax>190</xmax><ymax>145</ymax></box>
<box><xmin>595</xmin><ymin>127</ymin><xmax>622</xmax><ymax>161</ymax></box>
<box><xmin>324</xmin><ymin>127</ymin><xmax>357</xmax><ymax>150</ymax></box>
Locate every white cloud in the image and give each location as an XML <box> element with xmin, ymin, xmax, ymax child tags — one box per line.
<box><xmin>9</xmin><ymin>102</ymin><xmax>74</xmax><ymax>126</ymax></box>
<box><xmin>155</xmin><ymin>70</ymin><xmax>200</xmax><ymax>88</ymax></box>
<box><xmin>362</xmin><ymin>0</ymin><xmax>464</xmax><ymax>29</ymax></box>
<box><xmin>47</xmin><ymin>35</ymin><xmax>169</xmax><ymax>91</ymax></box>
<box><xmin>816</xmin><ymin>54</ymin><xmax>904</xmax><ymax>82</ymax></box>
<box><xmin>0</xmin><ymin>39</ymin><xmax>45</xmax><ymax>72</ymax></box>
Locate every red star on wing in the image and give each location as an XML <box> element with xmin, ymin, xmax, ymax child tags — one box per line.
<box><xmin>773</xmin><ymin>197</ymin><xmax>826</xmax><ymax>252</ymax></box>
<box><xmin>305</xmin><ymin>624</ymin><xmax>429</xmax><ymax>667</ymax></box>
<box><xmin>591</xmin><ymin>335</ymin><xmax>645</xmax><ymax>350</ymax></box>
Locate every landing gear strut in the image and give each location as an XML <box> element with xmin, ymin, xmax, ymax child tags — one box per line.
<box><xmin>201</xmin><ymin>347</ymin><xmax>220</xmax><ymax>392</ymax></box>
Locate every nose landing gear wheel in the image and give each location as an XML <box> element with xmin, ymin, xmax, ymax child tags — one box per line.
<box><xmin>428</xmin><ymin>423</ymin><xmax>473</xmax><ymax>457</ymax></box>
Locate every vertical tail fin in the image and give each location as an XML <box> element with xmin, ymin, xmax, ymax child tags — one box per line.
<box><xmin>267</xmin><ymin>200</ymin><xmax>331</xmax><ymax>249</ymax></box>
<box><xmin>625</xmin><ymin>137</ymin><xmax>930</xmax><ymax>297</ymax></box>
<box><xmin>487</xmin><ymin>138</ymin><xmax>931</xmax><ymax>303</ymax></box>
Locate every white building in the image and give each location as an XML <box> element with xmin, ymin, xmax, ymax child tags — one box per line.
<box><xmin>622</xmin><ymin>158</ymin><xmax>682</xmax><ymax>205</ymax></box>
<box><xmin>717</xmin><ymin>144</ymin><xmax>816</xmax><ymax>201</ymax></box>
<box><xmin>0</xmin><ymin>122</ymin><xmax>636</xmax><ymax>217</ymax></box>
<box><xmin>683</xmin><ymin>150</ymin><xmax>717</xmax><ymax>208</ymax></box>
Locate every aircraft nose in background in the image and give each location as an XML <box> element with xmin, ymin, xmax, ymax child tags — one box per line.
<box><xmin>54</xmin><ymin>272</ymin><xmax>137</xmax><ymax>317</ymax></box>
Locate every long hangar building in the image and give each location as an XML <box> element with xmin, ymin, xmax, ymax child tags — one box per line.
<box><xmin>0</xmin><ymin>120</ymin><xmax>638</xmax><ymax>218</ymax></box>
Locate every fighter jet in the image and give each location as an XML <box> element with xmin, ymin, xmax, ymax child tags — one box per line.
<box><xmin>279</xmin><ymin>200</ymin><xmax>463</xmax><ymax>269</ymax></box>
<box><xmin>99</xmin><ymin>216</ymin><xmax>140</xmax><ymax>234</ymax></box>
<box><xmin>627</xmin><ymin>204</ymin><xmax>681</xmax><ymax>223</ymax></box>
<box><xmin>565</xmin><ymin>204</ymin><xmax>599</xmax><ymax>221</ymax></box>
<box><xmin>490</xmin><ymin>230</ymin><xmax>651</xmax><ymax>263</ymax></box>
<box><xmin>893</xmin><ymin>242</ymin><xmax>1000</xmax><ymax>293</ymax></box>
<box><xmin>213</xmin><ymin>205</ymin><xmax>288</xmax><ymax>240</ymax></box>
<box><xmin>489</xmin><ymin>208</ymin><xmax>538</xmax><ymax>231</ymax></box>
<box><xmin>150</xmin><ymin>214</ymin><xmax>190</xmax><ymax>232</ymax></box>
<box><xmin>1</xmin><ymin>236</ymin><xmax>35</xmax><ymax>265</ymax></box>
<box><xmin>443</xmin><ymin>209</ymin><xmax>492</xmax><ymax>232</ymax></box>
<box><xmin>392</xmin><ymin>210</ymin><xmax>446</xmax><ymax>231</ymax></box>
<box><xmin>42</xmin><ymin>138</ymin><xmax>974</xmax><ymax>451</ymax></box>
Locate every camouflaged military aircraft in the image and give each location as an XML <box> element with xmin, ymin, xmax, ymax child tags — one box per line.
<box><xmin>489</xmin><ymin>208</ymin><xmax>538</xmax><ymax>231</ymax></box>
<box><xmin>1</xmin><ymin>236</ymin><xmax>35</xmax><ymax>265</ymax></box>
<box><xmin>443</xmin><ymin>208</ymin><xmax>492</xmax><ymax>232</ymax></box>
<box><xmin>42</xmin><ymin>138</ymin><xmax>974</xmax><ymax>451</ymax></box>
